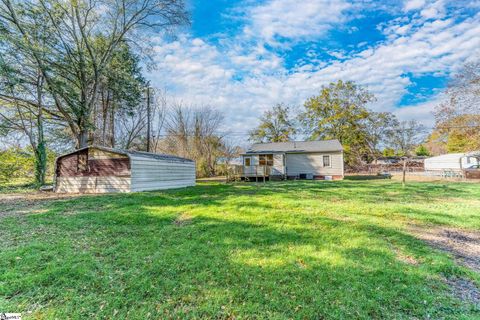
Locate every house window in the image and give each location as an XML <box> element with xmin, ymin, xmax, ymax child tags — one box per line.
<box><xmin>259</xmin><ymin>154</ymin><xmax>274</xmax><ymax>166</ymax></box>
<box><xmin>267</xmin><ymin>154</ymin><xmax>273</xmax><ymax>166</ymax></box>
<box><xmin>77</xmin><ymin>153</ymin><xmax>88</xmax><ymax>172</ymax></box>
<box><xmin>244</xmin><ymin>157</ymin><xmax>251</xmax><ymax>166</ymax></box>
<box><xmin>323</xmin><ymin>155</ymin><xmax>331</xmax><ymax>167</ymax></box>
<box><xmin>259</xmin><ymin>155</ymin><xmax>266</xmax><ymax>166</ymax></box>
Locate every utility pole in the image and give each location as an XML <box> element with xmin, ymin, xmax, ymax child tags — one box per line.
<box><xmin>146</xmin><ymin>84</ymin><xmax>151</xmax><ymax>152</ymax></box>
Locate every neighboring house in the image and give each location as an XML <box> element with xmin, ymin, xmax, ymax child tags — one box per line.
<box><xmin>55</xmin><ymin>146</ymin><xmax>195</xmax><ymax>193</ymax></box>
<box><xmin>424</xmin><ymin>152</ymin><xmax>480</xmax><ymax>172</ymax></box>
<box><xmin>241</xmin><ymin>140</ymin><xmax>344</xmax><ymax>180</ymax></box>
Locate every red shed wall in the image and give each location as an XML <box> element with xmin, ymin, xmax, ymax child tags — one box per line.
<box><xmin>55</xmin><ymin>148</ymin><xmax>131</xmax><ymax>193</ymax></box>
<box><xmin>56</xmin><ymin>149</ymin><xmax>131</xmax><ymax>177</ymax></box>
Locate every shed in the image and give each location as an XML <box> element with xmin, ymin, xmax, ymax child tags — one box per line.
<box><xmin>55</xmin><ymin>146</ymin><xmax>195</xmax><ymax>193</ymax></box>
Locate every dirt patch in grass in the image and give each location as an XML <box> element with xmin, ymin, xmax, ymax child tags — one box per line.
<box><xmin>173</xmin><ymin>213</ymin><xmax>193</xmax><ymax>227</ymax></box>
<box><xmin>408</xmin><ymin>224</ymin><xmax>480</xmax><ymax>273</ymax></box>
<box><xmin>446</xmin><ymin>277</ymin><xmax>480</xmax><ymax>307</ymax></box>
<box><xmin>394</xmin><ymin>247</ymin><xmax>419</xmax><ymax>265</ymax></box>
<box><xmin>0</xmin><ymin>192</ymin><xmax>90</xmax><ymax>218</ymax></box>
<box><xmin>384</xmin><ymin>238</ymin><xmax>420</xmax><ymax>266</ymax></box>
<box><xmin>408</xmin><ymin>224</ymin><xmax>480</xmax><ymax>307</ymax></box>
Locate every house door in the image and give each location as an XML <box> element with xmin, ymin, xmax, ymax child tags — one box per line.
<box><xmin>243</xmin><ymin>156</ymin><xmax>255</xmax><ymax>176</ymax></box>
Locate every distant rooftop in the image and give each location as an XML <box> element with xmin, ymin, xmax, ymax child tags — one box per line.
<box><xmin>245</xmin><ymin>140</ymin><xmax>343</xmax><ymax>154</ymax></box>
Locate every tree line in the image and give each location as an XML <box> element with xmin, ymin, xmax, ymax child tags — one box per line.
<box><xmin>249</xmin><ymin>68</ymin><xmax>480</xmax><ymax>168</ymax></box>
<box><xmin>0</xmin><ymin>1</ymin><xmax>479</xmax><ymax>185</ymax></box>
<box><xmin>0</xmin><ymin>0</ymin><xmax>188</xmax><ymax>185</ymax></box>
<box><xmin>0</xmin><ymin>0</ymin><xmax>241</xmax><ymax>183</ymax></box>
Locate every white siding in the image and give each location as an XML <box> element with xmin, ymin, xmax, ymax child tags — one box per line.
<box><xmin>55</xmin><ymin>176</ymin><xmax>131</xmax><ymax>193</ymax></box>
<box><xmin>271</xmin><ymin>154</ymin><xmax>285</xmax><ymax>175</ymax></box>
<box><xmin>251</xmin><ymin>155</ymin><xmax>259</xmax><ymax>166</ymax></box>
<box><xmin>130</xmin><ymin>156</ymin><xmax>195</xmax><ymax>192</ymax></box>
<box><xmin>285</xmin><ymin>152</ymin><xmax>343</xmax><ymax>177</ymax></box>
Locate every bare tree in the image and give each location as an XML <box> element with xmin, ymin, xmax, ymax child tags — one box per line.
<box><xmin>220</xmin><ymin>139</ymin><xmax>242</xmax><ymax>181</ymax></box>
<box><xmin>434</xmin><ymin>61</ymin><xmax>480</xmax><ymax>152</ymax></box>
<box><xmin>0</xmin><ymin>0</ymin><xmax>188</xmax><ymax>148</ymax></box>
<box><xmin>159</xmin><ymin>104</ymin><xmax>225</xmax><ymax>177</ymax></box>
<box><xmin>0</xmin><ymin>65</ymin><xmax>49</xmax><ymax>185</ymax></box>
<box><xmin>389</xmin><ymin>120</ymin><xmax>426</xmax><ymax>186</ymax></box>
<box><xmin>192</xmin><ymin>107</ymin><xmax>224</xmax><ymax>176</ymax></box>
<box><xmin>116</xmin><ymin>86</ymin><xmax>167</xmax><ymax>150</ymax></box>
<box><xmin>151</xmin><ymin>88</ymin><xmax>168</xmax><ymax>151</ymax></box>
<box><xmin>0</xmin><ymin>96</ymin><xmax>47</xmax><ymax>185</ymax></box>
<box><xmin>365</xmin><ymin>112</ymin><xmax>399</xmax><ymax>163</ymax></box>
<box><xmin>390</xmin><ymin>120</ymin><xmax>426</xmax><ymax>157</ymax></box>
<box><xmin>116</xmin><ymin>105</ymin><xmax>148</xmax><ymax>150</ymax></box>
<box><xmin>162</xmin><ymin>103</ymin><xmax>191</xmax><ymax>158</ymax></box>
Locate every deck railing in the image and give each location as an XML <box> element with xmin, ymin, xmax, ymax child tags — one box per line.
<box><xmin>242</xmin><ymin>165</ymin><xmax>271</xmax><ymax>177</ymax></box>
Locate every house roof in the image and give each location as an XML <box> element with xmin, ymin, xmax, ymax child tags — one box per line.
<box><xmin>57</xmin><ymin>145</ymin><xmax>194</xmax><ymax>163</ymax></box>
<box><xmin>244</xmin><ymin>139</ymin><xmax>343</xmax><ymax>154</ymax></box>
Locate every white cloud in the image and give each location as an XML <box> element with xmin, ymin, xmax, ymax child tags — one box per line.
<box><xmin>242</xmin><ymin>0</ymin><xmax>351</xmax><ymax>45</ymax></box>
<box><xmin>301</xmin><ymin>12</ymin><xmax>480</xmax><ymax>110</ymax></box>
<box><xmin>147</xmin><ymin>7</ymin><xmax>480</xmax><ymax>135</ymax></box>
<box><xmin>404</xmin><ymin>0</ymin><xmax>426</xmax><ymax>11</ymax></box>
<box><xmin>420</xmin><ymin>0</ymin><xmax>446</xmax><ymax>19</ymax></box>
<box><xmin>394</xmin><ymin>98</ymin><xmax>443</xmax><ymax>127</ymax></box>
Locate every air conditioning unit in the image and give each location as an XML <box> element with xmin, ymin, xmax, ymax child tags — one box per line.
<box><xmin>306</xmin><ymin>173</ymin><xmax>314</xmax><ymax>180</ymax></box>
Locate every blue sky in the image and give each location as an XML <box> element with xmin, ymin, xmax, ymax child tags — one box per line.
<box><xmin>147</xmin><ymin>0</ymin><xmax>480</xmax><ymax>135</ymax></box>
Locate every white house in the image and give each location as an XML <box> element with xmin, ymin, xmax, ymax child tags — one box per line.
<box><xmin>241</xmin><ymin>140</ymin><xmax>344</xmax><ymax>180</ymax></box>
<box><xmin>424</xmin><ymin>152</ymin><xmax>480</xmax><ymax>172</ymax></box>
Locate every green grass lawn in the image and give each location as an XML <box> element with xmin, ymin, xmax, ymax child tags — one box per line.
<box><xmin>1</xmin><ymin>180</ymin><xmax>479</xmax><ymax>319</ymax></box>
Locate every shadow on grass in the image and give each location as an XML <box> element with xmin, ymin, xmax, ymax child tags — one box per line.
<box><xmin>0</xmin><ymin>182</ymin><xmax>38</xmax><ymax>193</ymax></box>
<box><xmin>1</xmin><ymin>186</ymin><xmax>477</xmax><ymax>319</ymax></box>
<box><xmin>344</xmin><ymin>175</ymin><xmax>391</xmax><ymax>180</ymax></box>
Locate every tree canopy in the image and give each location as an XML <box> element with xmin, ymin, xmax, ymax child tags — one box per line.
<box><xmin>300</xmin><ymin>80</ymin><xmax>376</xmax><ymax>166</ymax></box>
<box><xmin>0</xmin><ymin>0</ymin><xmax>188</xmax><ymax>148</ymax></box>
<box><xmin>434</xmin><ymin>61</ymin><xmax>480</xmax><ymax>153</ymax></box>
<box><xmin>249</xmin><ymin>104</ymin><xmax>296</xmax><ymax>143</ymax></box>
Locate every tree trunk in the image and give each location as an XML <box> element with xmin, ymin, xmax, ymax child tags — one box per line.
<box><xmin>78</xmin><ymin>129</ymin><xmax>89</xmax><ymax>148</ymax></box>
<box><xmin>146</xmin><ymin>86</ymin><xmax>151</xmax><ymax>152</ymax></box>
<box><xmin>109</xmin><ymin>95</ymin><xmax>115</xmax><ymax>147</ymax></box>
<box><xmin>34</xmin><ymin>74</ymin><xmax>46</xmax><ymax>186</ymax></box>
<box><xmin>34</xmin><ymin>141</ymin><xmax>47</xmax><ymax>186</ymax></box>
<box><xmin>102</xmin><ymin>89</ymin><xmax>108</xmax><ymax>145</ymax></box>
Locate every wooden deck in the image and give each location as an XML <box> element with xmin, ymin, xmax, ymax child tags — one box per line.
<box><xmin>225</xmin><ymin>165</ymin><xmax>279</xmax><ymax>182</ymax></box>
<box><xmin>242</xmin><ymin>165</ymin><xmax>272</xmax><ymax>177</ymax></box>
